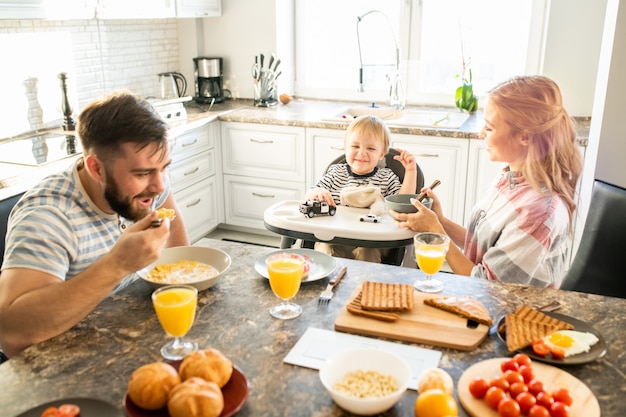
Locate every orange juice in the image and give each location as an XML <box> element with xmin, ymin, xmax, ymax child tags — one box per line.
<box><xmin>267</xmin><ymin>257</ymin><xmax>304</xmax><ymax>299</ymax></box>
<box><xmin>415</xmin><ymin>247</ymin><xmax>446</xmax><ymax>275</ymax></box>
<box><xmin>152</xmin><ymin>287</ymin><xmax>197</xmax><ymax>337</ymax></box>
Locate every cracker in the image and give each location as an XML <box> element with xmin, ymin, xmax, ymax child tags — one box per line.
<box><xmin>346</xmin><ymin>292</ymin><xmax>400</xmax><ymax>322</ymax></box>
<box><xmin>360</xmin><ymin>281</ymin><xmax>414</xmax><ymax>312</ymax></box>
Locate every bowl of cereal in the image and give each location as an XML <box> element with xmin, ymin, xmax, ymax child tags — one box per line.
<box><xmin>137</xmin><ymin>246</ymin><xmax>231</xmax><ymax>292</ymax></box>
<box><xmin>319</xmin><ymin>348</ymin><xmax>411</xmax><ymax>415</ymax></box>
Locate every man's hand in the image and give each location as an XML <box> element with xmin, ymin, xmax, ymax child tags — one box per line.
<box><xmin>106</xmin><ymin>211</ymin><xmax>171</xmax><ymax>276</ymax></box>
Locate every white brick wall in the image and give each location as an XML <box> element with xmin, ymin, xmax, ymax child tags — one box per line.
<box><xmin>0</xmin><ymin>18</ymin><xmax>180</xmax><ymax>138</ymax></box>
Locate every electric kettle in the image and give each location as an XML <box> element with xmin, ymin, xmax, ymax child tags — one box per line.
<box><xmin>158</xmin><ymin>72</ymin><xmax>187</xmax><ymax>99</ymax></box>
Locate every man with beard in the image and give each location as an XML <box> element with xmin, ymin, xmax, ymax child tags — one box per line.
<box><xmin>0</xmin><ymin>91</ymin><xmax>189</xmax><ymax>358</ymax></box>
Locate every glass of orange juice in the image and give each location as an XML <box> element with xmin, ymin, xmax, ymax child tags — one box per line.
<box><xmin>413</xmin><ymin>232</ymin><xmax>450</xmax><ymax>293</ymax></box>
<box><xmin>151</xmin><ymin>284</ymin><xmax>198</xmax><ymax>360</ymax></box>
<box><xmin>266</xmin><ymin>252</ymin><xmax>305</xmax><ymax>319</ymax></box>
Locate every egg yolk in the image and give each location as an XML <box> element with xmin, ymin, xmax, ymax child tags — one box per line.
<box><xmin>548</xmin><ymin>333</ymin><xmax>575</xmax><ymax>348</ymax></box>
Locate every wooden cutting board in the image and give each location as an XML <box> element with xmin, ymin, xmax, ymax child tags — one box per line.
<box><xmin>457</xmin><ymin>358</ymin><xmax>600</xmax><ymax>417</ymax></box>
<box><xmin>334</xmin><ymin>286</ymin><xmax>490</xmax><ymax>351</ymax></box>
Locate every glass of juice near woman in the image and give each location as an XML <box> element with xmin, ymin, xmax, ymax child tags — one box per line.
<box><xmin>413</xmin><ymin>232</ymin><xmax>450</xmax><ymax>293</ymax></box>
<box><xmin>152</xmin><ymin>284</ymin><xmax>198</xmax><ymax>360</ymax></box>
<box><xmin>266</xmin><ymin>253</ymin><xmax>305</xmax><ymax>319</ymax></box>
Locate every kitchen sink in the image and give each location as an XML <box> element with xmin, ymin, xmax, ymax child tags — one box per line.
<box><xmin>322</xmin><ymin>106</ymin><xmax>470</xmax><ymax>129</ymax></box>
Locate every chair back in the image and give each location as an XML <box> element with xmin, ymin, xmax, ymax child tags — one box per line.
<box><xmin>561</xmin><ymin>180</ymin><xmax>626</xmax><ymax>298</ymax></box>
<box><xmin>325</xmin><ymin>148</ymin><xmax>425</xmax><ymax>192</ymax></box>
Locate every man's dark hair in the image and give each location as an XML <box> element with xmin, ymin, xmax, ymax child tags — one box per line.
<box><xmin>77</xmin><ymin>90</ymin><xmax>169</xmax><ymax>162</ymax></box>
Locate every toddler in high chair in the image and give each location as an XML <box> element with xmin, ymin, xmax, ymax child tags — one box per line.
<box><xmin>304</xmin><ymin>115</ymin><xmax>418</xmax><ymax>263</ymax></box>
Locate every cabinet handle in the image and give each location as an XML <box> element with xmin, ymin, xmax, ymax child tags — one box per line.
<box><xmin>250</xmin><ymin>139</ymin><xmax>274</xmax><ymax>144</ymax></box>
<box><xmin>415</xmin><ymin>153</ymin><xmax>440</xmax><ymax>158</ymax></box>
<box><xmin>330</xmin><ymin>145</ymin><xmax>344</xmax><ymax>151</ymax></box>
<box><xmin>186</xmin><ymin>198</ymin><xmax>201</xmax><ymax>208</ymax></box>
<box><xmin>182</xmin><ymin>139</ymin><xmax>198</xmax><ymax>147</ymax></box>
<box><xmin>184</xmin><ymin>167</ymin><xmax>200</xmax><ymax>176</ymax></box>
<box><xmin>252</xmin><ymin>192</ymin><xmax>275</xmax><ymax>198</ymax></box>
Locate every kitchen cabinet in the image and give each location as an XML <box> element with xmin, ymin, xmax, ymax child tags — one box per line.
<box><xmin>305</xmin><ymin>128</ymin><xmax>345</xmax><ymax>188</ymax></box>
<box><xmin>175</xmin><ymin>0</ymin><xmax>221</xmax><ymax>18</ymax></box>
<box><xmin>391</xmin><ymin>135</ymin><xmax>469</xmax><ymax>225</ymax></box>
<box><xmin>221</xmin><ymin>122</ymin><xmax>306</xmax><ymax>231</ymax></box>
<box><xmin>170</xmin><ymin>120</ymin><xmax>221</xmax><ymax>242</ymax></box>
<box><xmin>0</xmin><ymin>0</ymin><xmax>95</xmax><ymax>19</ymax></box>
<box><xmin>95</xmin><ymin>0</ymin><xmax>175</xmax><ymax>19</ymax></box>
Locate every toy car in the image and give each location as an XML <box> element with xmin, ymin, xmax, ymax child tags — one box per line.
<box><xmin>359</xmin><ymin>214</ymin><xmax>382</xmax><ymax>223</ymax></box>
<box><xmin>300</xmin><ymin>199</ymin><xmax>337</xmax><ymax>218</ymax></box>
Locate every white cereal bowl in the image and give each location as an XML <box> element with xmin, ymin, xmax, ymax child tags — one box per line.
<box><xmin>137</xmin><ymin>246</ymin><xmax>231</xmax><ymax>292</ymax></box>
<box><xmin>319</xmin><ymin>348</ymin><xmax>411</xmax><ymax>416</ymax></box>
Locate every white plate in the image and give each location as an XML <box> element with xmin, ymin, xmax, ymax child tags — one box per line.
<box><xmin>254</xmin><ymin>249</ymin><xmax>337</xmax><ymax>283</ymax></box>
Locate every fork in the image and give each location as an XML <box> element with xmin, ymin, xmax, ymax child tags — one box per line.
<box><xmin>318</xmin><ymin>266</ymin><xmax>347</xmax><ymax>304</ymax></box>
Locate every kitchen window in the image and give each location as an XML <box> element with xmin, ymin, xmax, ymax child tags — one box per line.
<box><xmin>295</xmin><ymin>0</ymin><xmax>548</xmax><ymax>107</ymax></box>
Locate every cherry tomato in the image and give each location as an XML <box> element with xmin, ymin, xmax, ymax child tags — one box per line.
<box><xmin>40</xmin><ymin>407</ymin><xmax>58</xmax><ymax>417</ymax></box>
<box><xmin>501</xmin><ymin>358</ymin><xmax>520</xmax><ymax>373</ymax></box>
<box><xmin>519</xmin><ymin>365</ymin><xmax>536</xmax><ymax>383</ymax></box>
<box><xmin>536</xmin><ymin>391</ymin><xmax>554</xmax><ymax>408</ymax></box>
<box><xmin>516</xmin><ymin>391</ymin><xmax>537</xmax><ymax>415</ymax></box>
<box><xmin>509</xmin><ymin>381</ymin><xmax>529</xmax><ymax>398</ymax></box>
<box><xmin>550</xmin><ymin>401</ymin><xmax>571</xmax><ymax>417</ymax></box>
<box><xmin>532</xmin><ymin>340</ymin><xmax>551</xmax><ymax>357</ymax></box>
<box><xmin>504</xmin><ymin>370</ymin><xmax>524</xmax><ymax>386</ymax></box>
<box><xmin>469</xmin><ymin>377</ymin><xmax>490</xmax><ymax>399</ymax></box>
<box><xmin>552</xmin><ymin>388</ymin><xmax>573</xmax><ymax>406</ymax></box>
<box><xmin>485</xmin><ymin>386</ymin><xmax>507</xmax><ymax>410</ymax></box>
<box><xmin>528</xmin><ymin>379</ymin><xmax>546</xmax><ymax>396</ymax></box>
<box><xmin>498</xmin><ymin>397</ymin><xmax>521</xmax><ymax>417</ymax></box>
<box><xmin>550</xmin><ymin>346</ymin><xmax>567</xmax><ymax>359</ymax></box>
<box><xmin>528</xmin><ymin>404</ymin><xmax>551</xmax><ymax>417</ymax></box>
<box><xmin>490</xmin><ymin>376</ymin><xmax>510</xmax><ymax>392</ymax></box>
<box><xmin>513</xmin><ymin>353</ymin><xmax>532</xmax><ymax>367</ymax></box>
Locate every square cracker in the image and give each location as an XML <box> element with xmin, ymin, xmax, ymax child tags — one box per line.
<box><xmin>360</xmin><ymin>281</ymin><xmax>414</xmax><ymax>312</ymax></box>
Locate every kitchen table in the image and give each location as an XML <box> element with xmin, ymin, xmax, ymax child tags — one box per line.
<box><xmin>0</xmin><ymin>238</ymin><xmax>624</xmax><ymax>417</ymax></box>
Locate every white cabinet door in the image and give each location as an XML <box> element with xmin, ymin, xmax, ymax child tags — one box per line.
<box><xmin>221</xmin><ymin>122</ymin><xmax>306</xmax><ymax>182</ymax></box>
<box><xmin>464</xmin><ymin>140</ymin><xmax>507</xmax><ymax>224</ymax></box>
<box><xmin>96</xmin><ymin>0</ymin><xmax>175</xmax><ymax>18</ymax></box>
<box><xmin>176</xmin><ymin>0</ymin><xmax>220</xmax><ymax>17</ymax></box>
<box><xmin>223</xmin><ymin>174</ymin><xmax>305</xmax><ymax>230</ymax></box>
<box><xmin>175</xmin><ymin>176</ymin><xmax>219</xmax><ymax>243</ymax></box>
<box><xmin>306</xmin><ymin>128</ymin><xmax>345</xmax><ymax>188</ymax></box>
<box><xmin>392</xmin><ymin>135</ymin><xmax>469</xmax><ymax>224</ymax></box>
<box><xmin>0</xmin><ymin>0</ymin><xmax>95</xmax><ymax>19</ymax></box>
<box><xmin>169</xmin><ymin>150</ymin><xmax>215</xmax><ymax>192</ymax></box>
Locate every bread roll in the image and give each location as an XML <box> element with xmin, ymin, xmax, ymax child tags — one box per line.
<box><xmin>167</xmin><ymin>377</ymin><xmax>224</xmax><ymax>417</ymax></box>
<box><xmin>179</xmin><ymin>348</ymin><xmax>233</xmax><ymax>388</ymax></box>
<box><xmin>128</xmin><ymin>362</ymin><xmax>181</xmax><ymax>410</ymax></box>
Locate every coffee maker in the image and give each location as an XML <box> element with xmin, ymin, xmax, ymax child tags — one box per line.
<box><xmin>193</xmin><ymin>57</ymin><xmax>224</xmax><ymax>103</ymax></box>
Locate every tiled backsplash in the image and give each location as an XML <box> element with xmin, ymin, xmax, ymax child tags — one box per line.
<box><xmin>0</xmin><ymin>18</ymin><xmax>180</xmax><ymax>139</ymax></box>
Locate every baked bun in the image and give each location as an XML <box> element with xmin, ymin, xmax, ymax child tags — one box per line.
<box><xmin>167</xmin><ymin>377</ymin><xmax>224</xmax><ymax>417</ymax></box>
<box><xmin>128</xmin><ymin>362</ymin><xmax>181</xmax><ymax>410</ymax></box>
<box><xmin>179</xmin><ymin>348</ymin><xmax>233</xmax><ymax>388</ymax></box>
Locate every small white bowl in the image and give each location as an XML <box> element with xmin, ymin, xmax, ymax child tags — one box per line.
<box><xmin>319</xmin><ymin>348</ymin><xmax>411</xmax><ymax>416</ymax></box>
<box><xmin>137</xmin><ymin>246</ymin><xmax>231</xmax><ymax>292</ymax></box>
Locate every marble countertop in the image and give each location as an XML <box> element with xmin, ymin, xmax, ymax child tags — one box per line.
<box><xmin>0</xmin><ymin>238</ymin><xmax>623</xmax><ymax>417</ymax></box>
<box><xmin>0</xmin><ymin>97</ymin><xmax>590</xmax><ymax>201</ymax></box>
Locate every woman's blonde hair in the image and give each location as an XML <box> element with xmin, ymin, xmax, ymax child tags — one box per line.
<box><xmin>488</xmin><ymin>75</ymin><xmax>583</xmax><ymax>223</ymax></box>
<box><xmin>344</xmin><ymin>115</ymin><xmax>392</xmax><ymax>152</ymax></box>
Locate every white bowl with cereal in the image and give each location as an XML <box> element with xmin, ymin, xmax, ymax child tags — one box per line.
<box><xmin>137</xmin><ymin>246</ymin><xmax>231</xmax><ymax>292</ymax></box>
<box><xmin>319</xmin><ymin>348</ymin><xmax>411</xmax><ymax>415</ymax></box>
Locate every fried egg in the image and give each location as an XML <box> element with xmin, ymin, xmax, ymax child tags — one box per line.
<box><xmin>540</xmin><ymin>330</ymin><xmax>599</xmax><ymax>357</ymax></box>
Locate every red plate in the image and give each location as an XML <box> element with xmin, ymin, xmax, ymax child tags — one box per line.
<box><xmin>124</xmin><ymin>363</ymin><xmax>248</xmax><ymax>417</ymax></box>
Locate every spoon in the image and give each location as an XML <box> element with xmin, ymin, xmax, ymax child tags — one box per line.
<box><xmin>416</xmin><ymin>179</ymin><xmax>441</xmax><ymax>202</ymax></box>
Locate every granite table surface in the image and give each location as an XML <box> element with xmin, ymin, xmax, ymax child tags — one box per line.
<box><xmin>0</xmin><ymin>238</ymin><xmax>623</xmax><ymax>417</ymax></box>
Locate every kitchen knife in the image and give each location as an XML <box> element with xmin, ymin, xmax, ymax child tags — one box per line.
<box><xmin>273</xmin><ymin>58</ymin><xmax>281</xmax><ymax>72</ymax></box>
<box><xmin>268</xmin><ymin>53</ymin><xmax>275</xmax><ymax>72</ymax></box>
<box><xmin>259</xmin><ymin>53</ymin><xmax>265</xmax><ymax>70</ymax></box>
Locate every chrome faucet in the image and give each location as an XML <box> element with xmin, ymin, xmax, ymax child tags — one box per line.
<box><xmin>356</xmin><ymin>10</ymin><xmax>404</xmax><ymax>109</ymax></box>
